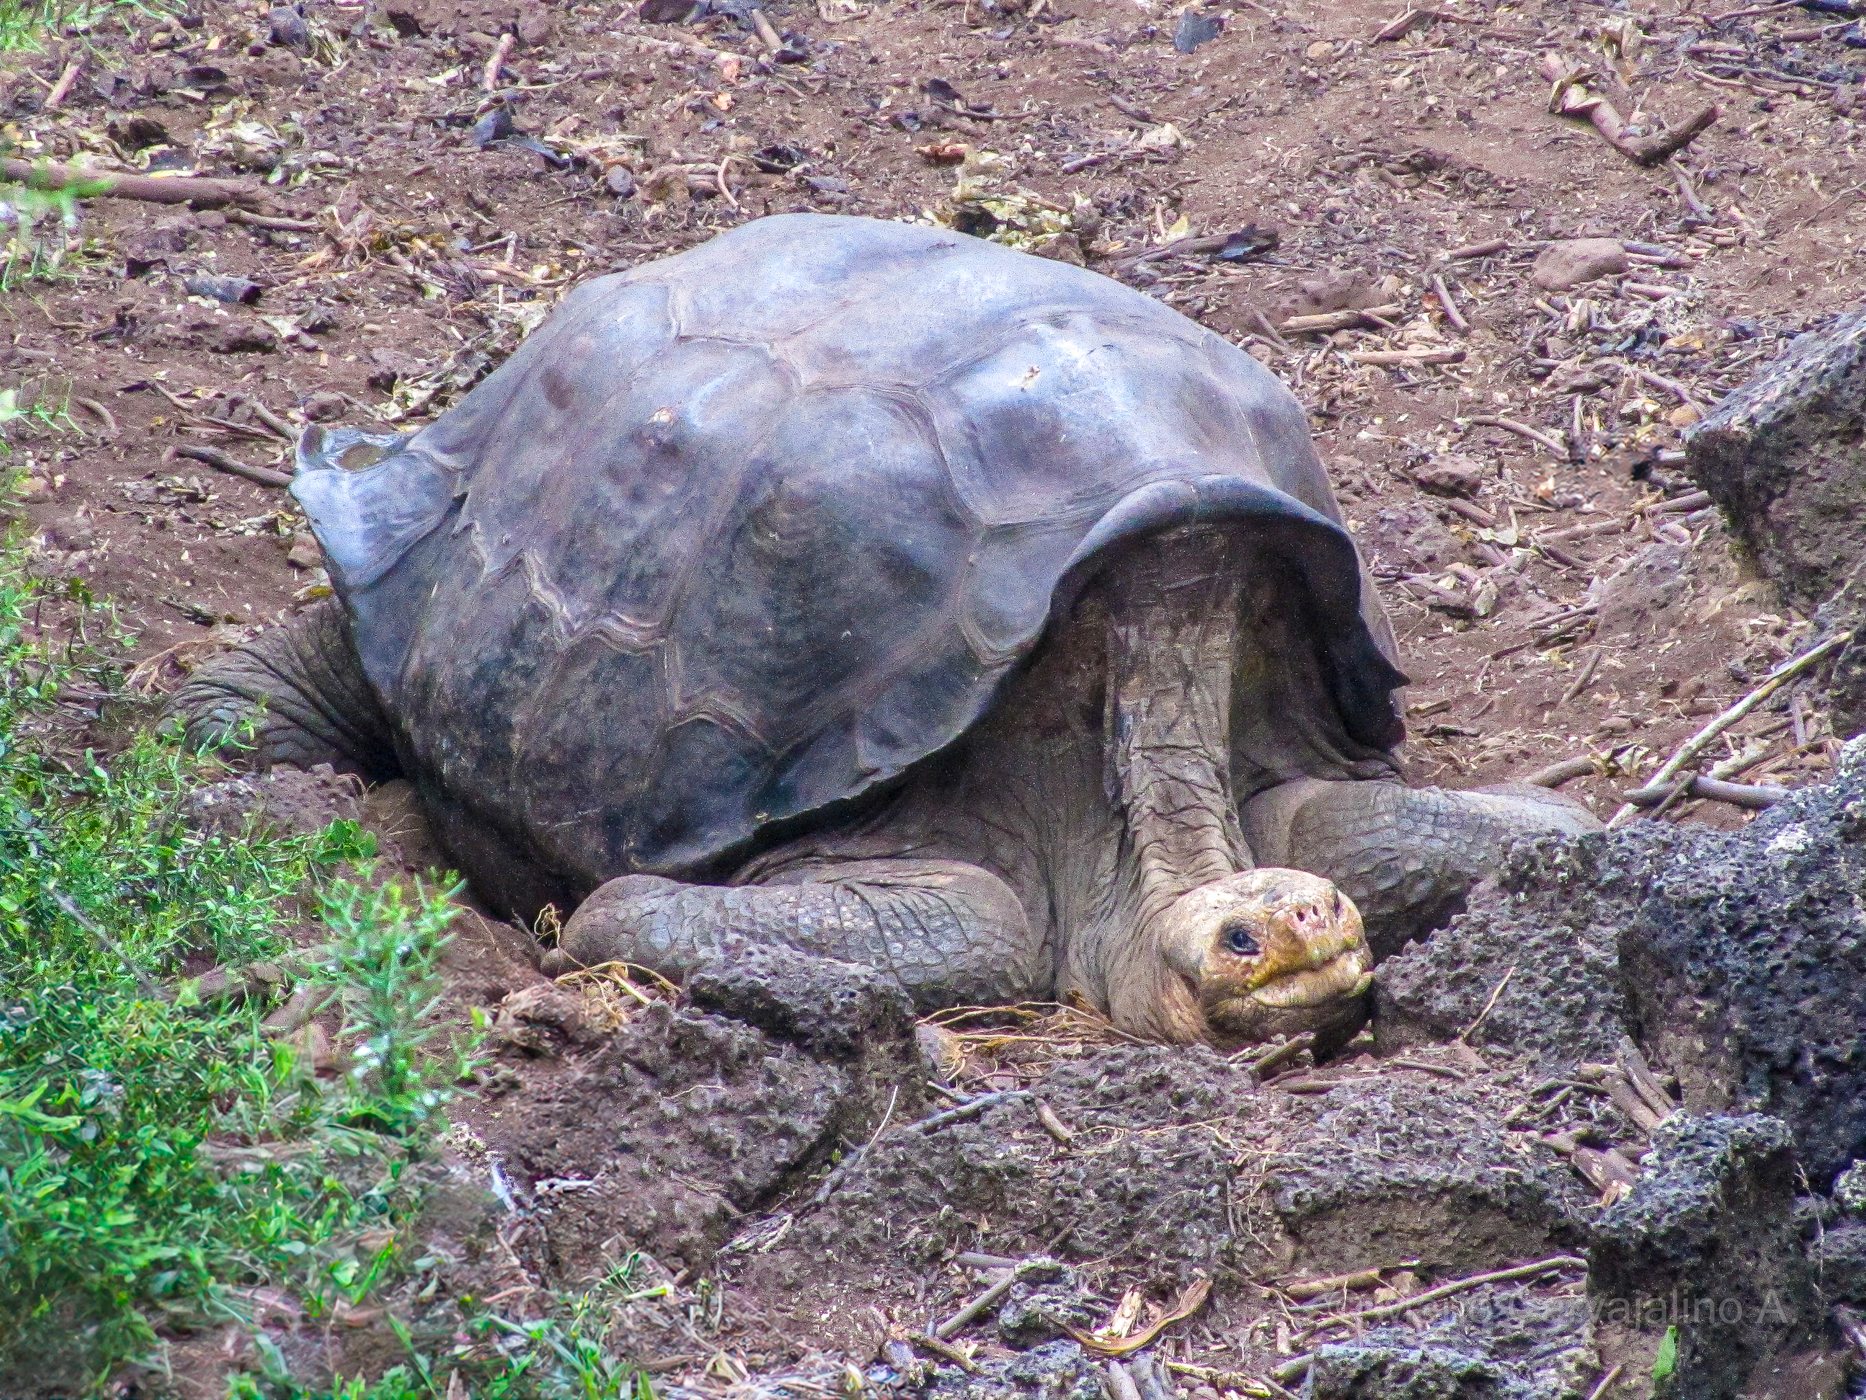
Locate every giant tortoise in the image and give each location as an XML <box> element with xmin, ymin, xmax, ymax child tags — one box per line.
<box><xmin>173</xmin><ymin>213</ymin><xmax>1594</xmax><ymax>1048</ymax></box>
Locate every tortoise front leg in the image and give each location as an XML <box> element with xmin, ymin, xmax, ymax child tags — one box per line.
<box><xmin>1241</xmin><ymin>778</ymin><xmax>1599</xmax><ymax>959</ymax></box>
<box><xmin>545</xmin><ymin>859</ymin><xmax>1044</xmax><ymax>1011</ymax></box>
<box><xmin>166</xmin><ymin>599</ymin><xmax>399</xmax><ymax>779</ymax></box>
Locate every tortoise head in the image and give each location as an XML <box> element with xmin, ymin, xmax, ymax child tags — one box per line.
<box><xmin>1151</xmin><ymin>869</ymin><xmax>1373</xmax><ymax>1050</ymax></box>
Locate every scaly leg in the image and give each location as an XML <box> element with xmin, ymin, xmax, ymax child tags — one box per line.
<box><xmin>166</xmin><ymin>599</ymin><xmax>398</xmax><ymax>778</ymax></box>
<box><xmin>546</xmin><ymin>858</ymin><xmax>1043</xmax><ymax>1011</ymax></box>
<box><xmin>1242</xmin><ymin>778</ymin><xmax>1599</xmax><ymax>959</ymax></box>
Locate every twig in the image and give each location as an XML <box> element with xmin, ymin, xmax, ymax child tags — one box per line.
<box><xmin>1585</xmin><ymin>1364</ymin><xmax>1626</xmax><ymax>1400</ymax></box>
<box><xmin>1459</xmin><ymin>967</ymin><xmax>1514</xmax><ymax>1042</ymax></box>
<box><xmin>483</xmin><ymin>30</ymin><xmax>517</xmax><ymax>91</ymax></box>
<box><xmin>165</xmin><ymin>443</ymin><xmax>293</xmax><ymax>489</ymax></box>
<box><xmin>750</xmin><ymin>7</ymin><xmax>785</xmax><ymax>52</ymax></box>
<box><xmin>1311</xmin><ymin>1255</ymin><xmax>1585</xmax><ymax>1329</ymax></box>
<box><xmin>45</xmin><ymin>58</ymin><xmax>83</xmax><ymax>109</ymax></box>
<box><xmin>232</xmin><ymin>395</ymin><xmax>296</xmax><ymax>442</ymax></box>
<box><xmin>1347</xmin><ymin>347</ymin><xmax>1466</xmax><ymax>366</ymax></box>
<box><xmin>1446</xmin><ymin>236</ymin><xmax>1508</xmax><ymax>259</ymax></box>
<box><xmin>1559</xmin><ymin>646</ymin><xmax>1604</xmax><ymax>705</ymax></box>
<box><xmin>1607</xmin><ymin>630</ymin><xmax>1852</xmax><ymax>826</ymax></box>
<box><xmin>1467</xmin><ymin>414</ymin><xmax>1568</xmax><ymax>456</ymax></box>
<box><xmin>1281</xmin><ymin>304</ymin><xmax>1403</xmax><ymax>334</ymax></box>
<box><xmin>226</xmin><ymin>208</ymin><xmax>321</xmax><ymax>232</ymax></box>
<box><xmin>1105</xmin><ymin>1359</ymin><xmax>1144</xmax><ymax>1400</ymax></box>
<box><xmin>934</xmin><ymin>1257</ymin><xmax>1058</xmax><ymax>1339</ymax></box>
<box><xmin>907</xmin><ymin>1088</ymin><xmax>1031</xmax><ymax>1135</ymax></box>
<box><xmin>0</xmin><ymin>158</ymin><xmax>267</xmax><ymax>210</ymax></box>
<box><xmin>807</xmin><ymin>1083</ymin><xmax>901</xmax><ymax>1207</ymax></box>
<box><xmin>71</xmin><ymin>396</ymin><xmax>118</xmax><ymax>436</ymax></box>
<box><xmin>1670</xmin><ymin>159</ymin><xmax>1713</xmax><ymax>220</ymax></box>
<box><xmin>1431</xmin><ymin>275</ymin><xmax>1469</xmax><ymax>332</ymax></box>
<box><xmin>1244</xmin><ymin>1032</ymin><xmax>1313</xmax><ymax>1078</ymax></box>
<box><xmin>51</xmin><ymin>889</ymin><xmax>158</xmax><ymax>998</ymax></box>
<box><xmin>1622</xmin><ymin>775</ymin><xmax>1790</xmax><ymax>809</ymax></box>
<box><xmin>905</xmin><ymin>1332</ymin><xmax>977</xmax><ymax>1371</ymax></box>
<box><xmin>1630</xmin><ymin>104</ymin><xmax>1720</xmax><ymax>165</ymax></box>
<box><xmin>1524</xmin><ymin>755</ymin><xmax>1596</xmax><ymax>788</ymax></box>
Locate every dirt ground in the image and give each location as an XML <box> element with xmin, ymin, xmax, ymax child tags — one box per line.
<box><xmin>7</xmin><ymin>0</ymin><xmax>1866</xmax><ymax>1390</ymax></box>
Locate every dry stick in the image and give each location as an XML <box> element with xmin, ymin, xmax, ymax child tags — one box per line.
<box><xmin>45</xmin><ymin>58</ymin><xmax>83</xmax><ymax>109</ymax></box>
<box><xmin>1447</xmin><ymin>236</ymin><xmax>1508</xmax><ymax>259</ymax></box>
<box><xmin>1245</xmin><ymin>1031</ymin><xmax>1313</xmax><ymax>1078</ymax></box>
<box><xmin>1670</xmin><ymin>159</ymin><xmax>1714</xmax><ymax>220</ymax></box>
<box><xmin>165</xmin><ymin>443</ymin><xmax>293</xmax><ymax>489</ymax></box>
<box><xmin>1</xmin><ymin>159</ymin><xmax>267</xmax><ymax>209</ymax></box>
<box><xmin>1606</xmin><ymin>630</ymin><xmax>1853</xmax><ymax>827</ymax></box>
<box><xmin>1431</xmin><ymin>274</ymin><xmax>1469</xmax><ymax>332</ymax></box>
<box><xmin>934</xmin><ymin>1257</ymin><xmax>1058</xmax><ymax>1339</ymax></box>
<box><xmin>1467</xmin><ymin>414</ymin><xmax>1567</xmax><ymax>456</ymax></box>
<box><xmin>1631</xmin><ymin>104</ymin><xmax>1720</xmax><ymax>165</ymax></box>
<box><xmin>1623</xmin><ymin>774</ymin><xmax>1790</xmax><ymax>809</ymax></box>
<box><xmin>483</xmin><ymin>30</ymin><xmax>517</xmax><ymax>91</ymax></box>
<box><xmin>750</xmin><ymin>7</ymin><xmax>785</xmax><ymax>52</ymax></box>
<box><xmin>227</xmin><ymin>208</ymin><xmax>321</xmax><ymax>232</ymax></box>
<box><xmin>1459</xmin><ymin>967</ymin><xmax>1514</xmax><ymax>1043</ymax></box>
<box><xmin>1584</xmin><ymin>1363</ymin><xmax>1626</xmax><ymax>1400</ymax></box>
<box><xmin>1559</xmin><ymin>646</ymin><xmax>1604</xmax><ymax>705</ymax></box>
<box><xmin>51</xmin><ymin>889</ymin><xmax>159</xmax><ymax>998</ymax></box>
<box><xmin>1348</xmin><ymin>347</ymin><xmax>1466</xmax><ymax>366</ymax></box>
<box><xmin>1523</xmin><ymin>755</ymin><xmax>1596</xmax><ymax>788</ymax></box>
<box><xmin>1313</xmin><ymin>1255</ymin><xmax>1586</xmax><ymax>1330</ymax></box>
<box><xmin>1104</xmin><ymin>1359</ymin><xmax>1144</xmax><ymax>1400</ymax></box>
<box><xmin>71</xmin><ymin>396</ymin><xmax>118</xmax><ymax>436</ymax></box>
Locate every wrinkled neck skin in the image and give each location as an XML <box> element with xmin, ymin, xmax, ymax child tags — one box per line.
<box><xmin>1072</xmin><ymin>528</ymin><xmax>1251</xmax><ymax>1041</ymax></box>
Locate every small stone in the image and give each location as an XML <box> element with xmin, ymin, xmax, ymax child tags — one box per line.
<box><xmin>300</xmin><ymin>390</ymin><xmax>347</xmax><ymax>421</ymax></box>
<box><xmin>286</xmin><ymin>532</ymin><xmax>322</xmax><ymax>570</ymax></box>
<box><xmin>208</xmin><ymin>321</ymin><xmax>278</xmax><ymax>354</ymax></box>
<box><xmin>1408</xmin><ymin>454</ymin><xmax>1486</xmax><ymax>498</ymax></box>
<box><xmin>602</xmin><ymin>164</ymin><xmax>636</xmax><ymax>199</ymax></box>
<box><xmin>1529</xmin><ymin>237</ymin><xmax>1628</xmax><ymax>292</ymax></box>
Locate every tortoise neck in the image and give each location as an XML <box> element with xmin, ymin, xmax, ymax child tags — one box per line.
<box><xmin>1104</xmin><ymin>528</ymin><xmax>1253</xmax><ymax>921</ymax></box>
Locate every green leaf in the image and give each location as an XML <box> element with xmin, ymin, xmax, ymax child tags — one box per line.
<box><xmin>1652</xmin><ymin>1324</ymin><xmax>1679</xmax><ymax>1383</ymax></box>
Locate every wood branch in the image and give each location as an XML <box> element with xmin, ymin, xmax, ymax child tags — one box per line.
<box><xmin>1622</xmin><ymin>774</ymin><xmax>1791</xmax><ymax>809</ymax></box>
<box><xmin>483</xmin><ymin>30</ymin><xmax>517</xmax><ymax>91</ymax></box>
<box><xmin>1523</xmin><ymin>756</ymin><xmax>1596</xmax><ymax>788</ymax></box>
<box><xmin>1310</xmin><ymin>1255</ymin><xmax>1586</xmax><ymax>1329</ymax></box>
<box><xmin>1466</xmin><ymin>413</ymin><xmax>1568</xmax><ymax>456</ymax></box>
<box><xmin>1447</xmin><ymin>236</ymin><xmax>1509</xmax><ymax>259</ymax></box>
<box><xmin>165</xmin><ymin>444</ymin><xmax>293</xmax><ymax>489</ymax></box>
<box><xmin>45</xmin><ymin>59</ymin><xmax>83</xmax><ymax>109</ymax></box>
<box><xmin>1280</xmin><ymin>303</ymin><xmax>1404</xmax><ymax>333</ymax></box>
<box><xmin>934</xmin><ymin>1257</ymin><xmax>1059</xmax><ymax>1339</ymax></box>
<box><xmin>1</xmin><ymin>158</ymin><xmax>268</xmax><ymax>210</ymax></box>
<box><xmin>1608</xmin><ymin>630</ymin><xmax>1851</xmax><ymax>826</ymax></box>
<box><xmin>1629</xmin><ymin>104</ymin><xmax>1720</xmax><ymax>165</ymax></box>
<box><xmin>1347</xmin><ymin>347</ymin><xmax>1466</xmax><ymax>366</ymax></box>
<box><xmin>1431</xmin><ymin>274</ymin><xmax>1469</xmax><ymax>332</ymax></box>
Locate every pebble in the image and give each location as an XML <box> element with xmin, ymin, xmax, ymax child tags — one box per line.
<box><xmin>1530</xmin><ymin>238</ymin><xmax>1628</xmax><ymax>292</ymax></box>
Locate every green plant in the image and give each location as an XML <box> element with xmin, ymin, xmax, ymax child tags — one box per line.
<box><xmin>1651</xmin><ymin>1324</ymin><xmax>1678</xmax><ymax>1385</ymax></box>
<box><xmin>0</xmin><ymin>0</ymin><xmax>174</xmax><ymax>50</ymax></box>
<box><xmin>0</xmin><ymin>517</ymin><xmax>459</xmax><ymax>1389</ymax></box>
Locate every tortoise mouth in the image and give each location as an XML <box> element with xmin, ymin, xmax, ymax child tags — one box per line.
<box><xmin>1200</xmin><ymin>949</ymin><xmax>1373</xmax><ymax>1045</ymax></box>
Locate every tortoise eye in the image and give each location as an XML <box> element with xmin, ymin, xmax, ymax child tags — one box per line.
<box><xmin>1225</xmin><ymin>925</ymin><xmax>1259</xmax><ymax>957</ymax></box>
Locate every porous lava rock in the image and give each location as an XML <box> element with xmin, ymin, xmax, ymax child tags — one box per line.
<box><xmin>1267</xmin><ymin>1076</ymin><xmax>1595</xmax><ymax>1275</ymax></box>
<box><xmin>1587</xmin><ymin>1114</ymin><xmax>1829</xmax><ymax>1399</ymax></box>
<box><xmin>1372</xmin><ymin>835</ymin><xmax>1629</xmax><ymax>1071</ymax></box>
<box><xmin>1686</xmin><ymin>308</ymin><xmax>1866</xmax><ymax>734</ymax></box>
<box><xmin>475</xmin><ymin>950</ymin><xmax>923</xmax><ymax>1280</ymax></box>
<box><xmin>1379</xmin><ymin>740</ymin><xmax>1866</xmax><ymax>1188</ymax></box>
<box><xmin>1308</xmin><ymin>1288</ymin><xmax>1592</xmax><ymax>1399</ymax></box>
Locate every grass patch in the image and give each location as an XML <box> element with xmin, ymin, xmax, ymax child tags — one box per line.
<box><xmin>0</xmin><ymin>0</ymin><xmax>173</xmax><ymax>50</ymax></box>
<box><xmin>0</xmin><ymin>511</ymin><xmax>467</xmax><ymax>1390</ymax></box>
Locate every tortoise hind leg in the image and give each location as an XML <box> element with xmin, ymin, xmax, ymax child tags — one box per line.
<box><xmin>1242</xmin><ymin>778</ymin><xmax>1599</xmax><ymax>959</ymax></box>
<box><xmin>546</xmin><ymin>858</ymin><xmax>1043</xmax><ymax>1011</ymax></box>
<box><xmin>166</xmin><ymin>599</ymin><xmax>399</xmax><ymax>779</ymax></box>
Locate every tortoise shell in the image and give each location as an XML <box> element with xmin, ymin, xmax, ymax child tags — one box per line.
<box><xmin>292</xmin><ymin>214</ymin><xmax>1405</xmax><ymax>887</ymax></box>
